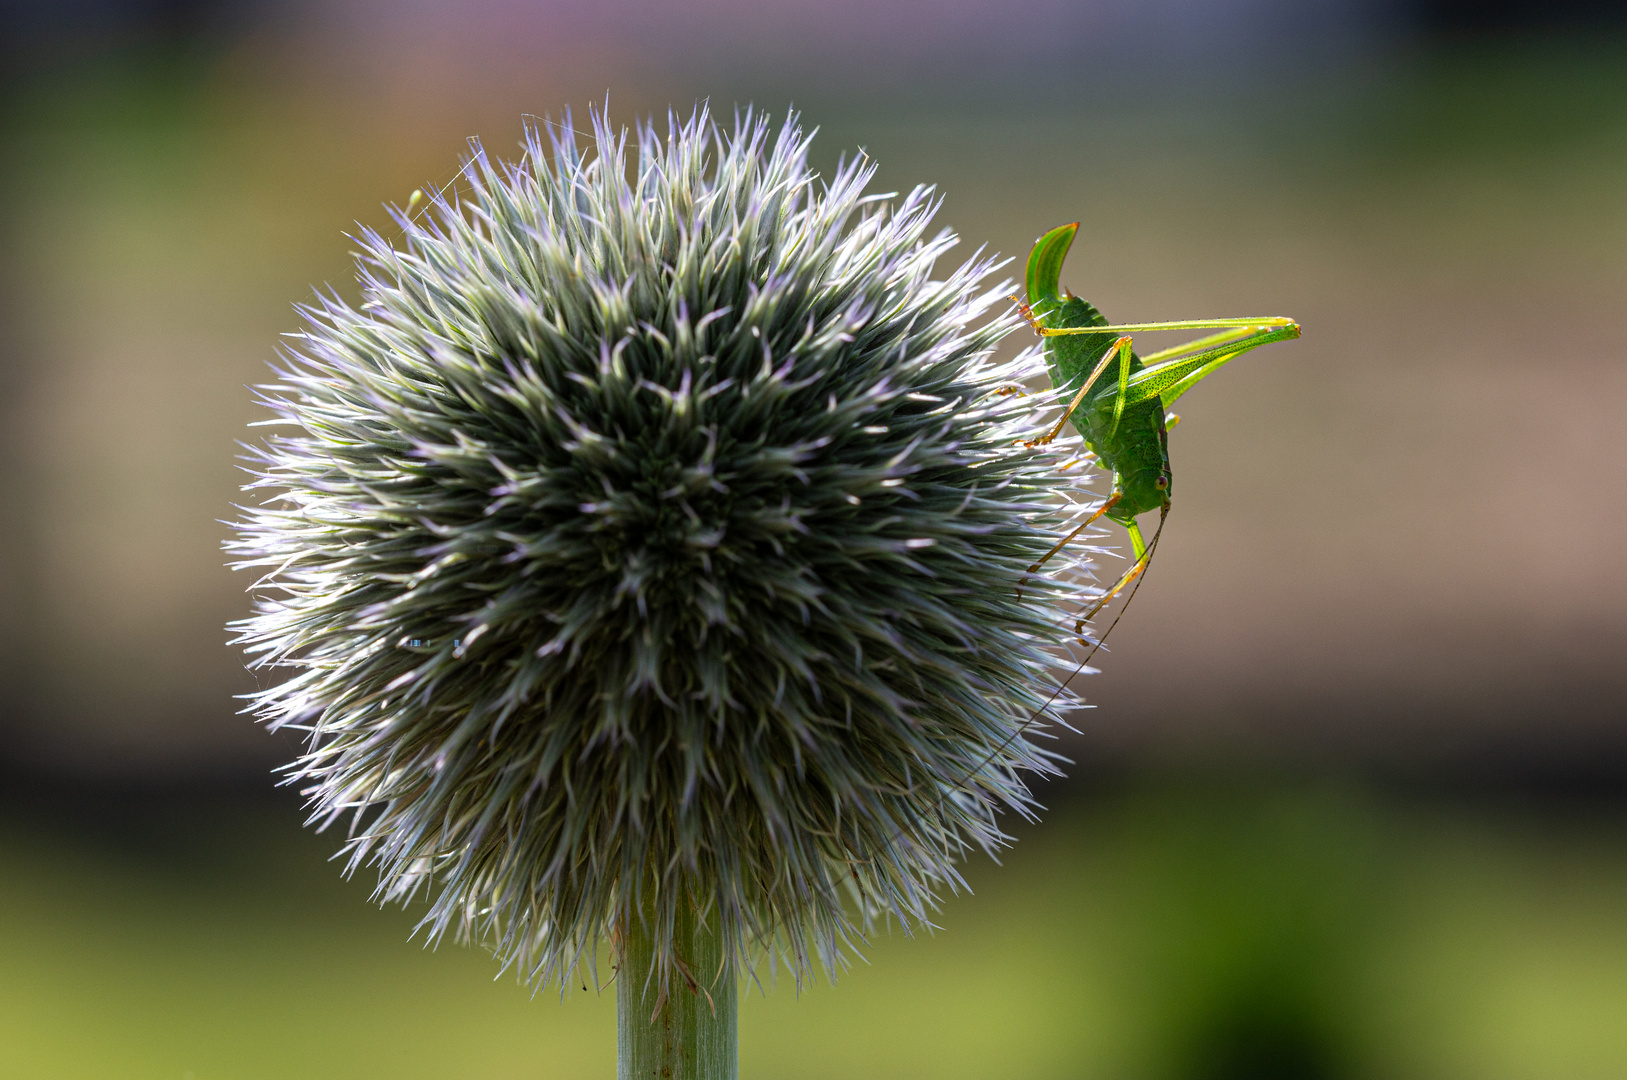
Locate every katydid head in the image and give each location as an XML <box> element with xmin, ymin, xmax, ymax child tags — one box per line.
<box><xmin>1082</xmin><ymin>357</ymin><xmax>1174</xmax><ymax>521</ymax></box>
<box><xmin>1109</xmin><ymin>449</ymin><xmax>1173</xmax><ymax>522</ymax></box>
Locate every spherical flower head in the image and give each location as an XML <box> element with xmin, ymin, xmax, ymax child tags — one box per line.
<box><xmin>230</xmin><ymin>106</ymin><xmax>1077</xmax><ymax>990</ymax></box>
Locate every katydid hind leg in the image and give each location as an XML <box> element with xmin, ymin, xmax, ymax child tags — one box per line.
<box><xmin>1106</xmin><ymin>335</ymin><xmax>1132</xmax><ymax>444</ymax></box>
<box><xmin>1140</xmin><ymin>325</ymin><xmax>1260</xmax><ymax>364</ymax></box>
<box><xmin>1037</xmin><ymin>321</ymin><xmax>1299</xmax><ymax>410</ymax></box>
<box><xmin>1038</xmin><ymin>316</ymin><xmax>1299</xmax><ymax>338</ymax></box>
<box><xmin>1025</xmin><ymin>336</ymin><xmax>1133</xmax><ymax>448</ymax></box>
<box><xmin>1118</xmin><ymin>322</ymin><xmax>1302</xmax><ymax>410</ymax></box>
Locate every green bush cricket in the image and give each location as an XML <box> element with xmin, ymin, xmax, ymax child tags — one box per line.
<box><xmin>866</xmin><ymin>221</ymin><xmax>1302</xmax><ymax>839</ymax></box>
<box><xmin>1015</xmin><ymin>221</ymin><xmax>1301</xmax><ymax>632</ymax></box>
<box><xmin>889</xmin><ymin>223</ymin><xmax>1301</xmax><ymax>823</ymax></box>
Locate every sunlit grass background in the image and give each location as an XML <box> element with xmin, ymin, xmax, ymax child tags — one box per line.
<box><xmin>5</xmin><ymin>781</ymin><xmax>1627</xmax><ymax>1078</ymax></box>
<box><xmin>1</xmin><ymin>1</ymin><xmax>1625</xmax><ymax>1076</ymax></box>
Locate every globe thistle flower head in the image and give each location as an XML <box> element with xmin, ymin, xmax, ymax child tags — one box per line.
<box><xmin>229</xmin><ymin>106</ymin><xmax>1080</xmax><ymax>991</ymax></box>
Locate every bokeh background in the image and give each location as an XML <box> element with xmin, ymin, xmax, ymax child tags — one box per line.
<box><xmin>2</xmin><ymin>1</ymin><xmax>1625</xmax><ymax>1077</ymax></box>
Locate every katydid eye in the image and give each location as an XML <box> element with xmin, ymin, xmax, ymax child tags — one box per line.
<box><xmin>1154</xmin><ymin>475</ymin><xmax>1169</xmax><ymax>490</ymax></box>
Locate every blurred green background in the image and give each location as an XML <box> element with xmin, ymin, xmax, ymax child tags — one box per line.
<box><xmin>2</xmin><ymin>1</ymin><xmax>1625</xmax><ymax>1076</ymax></box>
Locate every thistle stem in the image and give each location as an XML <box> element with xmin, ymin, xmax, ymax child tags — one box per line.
<box><xmin>617</xmin><ymin>893</ymin><xmax>737</xmax><ymax>1080</ymax></box>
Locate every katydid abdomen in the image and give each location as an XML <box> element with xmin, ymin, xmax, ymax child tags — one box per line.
<box><xmin>1039</xmin><ymin>294</ymin><xmax>1172</xmax><ymax>523</ymax></box>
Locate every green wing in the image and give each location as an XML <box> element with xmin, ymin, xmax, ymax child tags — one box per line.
<box><xmin>1107</xmin><ymin>323</ymin><xmax>1301</xmax><ymax>408</ymax></box>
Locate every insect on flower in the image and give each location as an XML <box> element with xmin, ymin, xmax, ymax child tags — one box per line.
<box><xmin>1014</xmin><ymin>221</ymin><xmax>1300</xmax><ymax>631</ymax></box>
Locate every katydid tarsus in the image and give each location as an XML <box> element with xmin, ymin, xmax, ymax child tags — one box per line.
<box><xmin>1016</xmin><ymin>221</ymin><xmax>1300</xmax><ymax>633</ymax></box>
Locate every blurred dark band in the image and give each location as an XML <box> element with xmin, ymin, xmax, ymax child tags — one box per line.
<box><xmin>1417</xmin><ymin>0</ymin><xmax>1627</xmax><ymax>30</ymax></box>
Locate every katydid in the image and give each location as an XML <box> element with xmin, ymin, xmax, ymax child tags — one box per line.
<box><xmin>1017</xmin><ymin>221</ymin><xmax>1299</xmax><ymax>628</ymax></box>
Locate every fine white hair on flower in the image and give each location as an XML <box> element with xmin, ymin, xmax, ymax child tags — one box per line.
<box><xmin>229</xmin><ymin>104</ymin><xmax>1087</xmax><ymax>991</ymax></box>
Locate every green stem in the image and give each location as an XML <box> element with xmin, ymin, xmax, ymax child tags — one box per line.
<box><xmin>617</xmin><ymin>891</ymin><xmax>737</xmax><ymax>1080</ymax></box>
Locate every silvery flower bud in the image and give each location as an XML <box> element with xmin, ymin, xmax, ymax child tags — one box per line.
<box><xmin>229</xmin><ymin>106</ymin><xmax>1076</xmax><ymax>991</ymax></box>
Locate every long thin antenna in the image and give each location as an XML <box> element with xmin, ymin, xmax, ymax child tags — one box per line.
<box><xmin>862</xmin><ymin>503</ymin><xmax>1170</xmax><ymax>865</ymax></box>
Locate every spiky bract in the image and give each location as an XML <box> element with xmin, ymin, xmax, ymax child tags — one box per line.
<box><xmin>230</xmin><ymin>107</ymin><xmax>1076</xmax><ymax>989</ymax></box>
